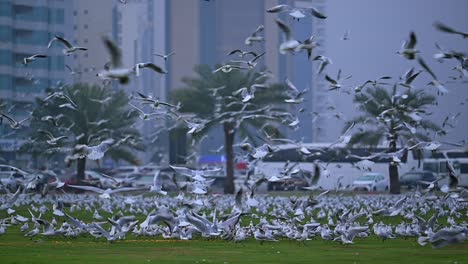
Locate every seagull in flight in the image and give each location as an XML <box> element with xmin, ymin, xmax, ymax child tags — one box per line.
<box><xmin>325</xmin><ymin>69</ymin><xmax>352</xmax><ymax>91</ymax></box>
<box><xmin>67</xmin><ymin>185</ymin><xmax>143</xmax><ymax>199</ymax></box>
<box><xmin>0</xmin><ymin>112</ymin><xmax>30</xmax><ymax>129</ymax></box>
<box><xmin>276</xmin><ymin>19</ymin><xmax>300</xmax><ymax>54</ymax></box>
<box><xmin>267</xmin><ymin>4</ymin><xmax>327</xmax><ymax>20</ymax></box>
<box><xmin>213</xmin><ymin>64</ymin><xmax>248</xmax><ymax>73</ymax></box>
<box><xmin>23</xmin><ymin>54</ymin><xmax>47</xmax><ymax>66</ymax></box>
<box><xmin>154</xmin><ymin>52</ymin><xmax>176</xmax><ymax>61</ymax></box>
<box><xmin>417</xmin><ymin>57</ymin><xmax>448</xmax><ymax>94</ymax></box>
<box><xmin>245</xmin><ymin>25</ymin><xmax>264</xmax><ymax>46</ymax></box>
<box><xmin>228</xmin><ymin>50</ymin><xmax>258</xmax><ymax>59</ymax></box>
<box><xmin>230</xmin><ymin>52</ymin><xmax>265</xmax><ymax>68</ymax></box>
<box><xmin>312</xmin><ymin>55</ymin><xmax>332</xmax><ymax>74</ymax></box>
<box><xmin>47</xmin><ymin>35</ymin><xmax>88</xmax><ymax>55</ymax></box>
<box><xmin>397</xmin><ymin>31</ymin><xmax>419</xmax><ymax>60</ymax></box>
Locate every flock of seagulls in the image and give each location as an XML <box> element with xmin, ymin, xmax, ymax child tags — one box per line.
<box><xmin>0</xmin><ymin>181</ymin><xmax>466</xmax><ymax>248</ymax></box>
<box><xmin>0</xmin><ymin>0</ymin><xmax>467</xmax><ymax>252</ymax></box>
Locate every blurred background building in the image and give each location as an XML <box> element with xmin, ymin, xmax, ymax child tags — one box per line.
<box><xmin>1</xmin><ymin>0</ymin><xmax>467</xmax><ymax>168</ymax></box>
<box><xmin>0</xmin><ymin>0</ymin><xmax>72</xmax><ymax>164</ymax></box>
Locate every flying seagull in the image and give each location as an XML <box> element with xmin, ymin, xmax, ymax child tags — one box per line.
<box><xmin>245</xmin><ymin>25</ymin><xmax>264</xmax><ymax>46</ymax></box>
<box><xmin>397</xmin><ymin>31</ymin><xmax>419</xmax><ymax>60</ymax></box>
<box><xmin>267</xmin><ymin>4</ymin><xmax>327</xmax><ymax>20</ymax></box>
<box><xmin>23</xmin><ymin>54</ymin><xmax>47</xmax><ymax>66</ymax></box>
<box><xmin>154</xmin><ymin>52</ymin><xmax>176</xmax><ymax>61</ymax></box>
<box><xmin>276</xmin><ymin>19</ymin><xmax>300</xmax><ymax>54</ymax></box>
<box><xmin>228</xmin><ymin>50</ymin><xmax>258</xmax><ymax>58</ymax></box>
<box><xmin>417</xmin><ymin>57</ymin><xmax>448</xmax><ymax>94</ymax></box>
<box><xmin>47</xmin><ymin>35</ymin><xmax>88</xmax><ymax>55</ymax></box>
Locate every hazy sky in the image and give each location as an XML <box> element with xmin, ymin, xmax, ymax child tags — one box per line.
<box><xmin>321</xmin><ymin>0</ymin><xmax>468</xmax><ymax>143</ymax></box>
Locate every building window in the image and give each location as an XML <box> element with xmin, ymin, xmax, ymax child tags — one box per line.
<box><xmin>84</xmin><ymin>10</ymin><xmax>88</xmax><ymax>15</ymax></box>
<box><xmin>73</xmin><ymin>25</ymin><xmax>77</xmax><ymax>30</ymax></box>
<box><xmin>84</xmin><ymin>24</ymin><xmax>88</xmax><ymax>29</ymax></box>
<box><xmin>73</xmin><ymin>10</ymin><xmax>77</xmax><ymax>16</ymax></box>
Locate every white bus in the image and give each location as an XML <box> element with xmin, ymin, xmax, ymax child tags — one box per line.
<box><xmin>422</xmin><ymin>148</ymin><xmax>468</xmax><ymax>187</ymax></box>
<box><xmin>254</xmin><ymin>143</ymin><xmax>419</xmax><ymax>190</ymax></box>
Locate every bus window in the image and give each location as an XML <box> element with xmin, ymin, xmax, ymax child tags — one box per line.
<box><xmin>460</xmin><ymin>163</ymin><xmax>468</xmax><ymax>174</ymax></box>
<box><xmin>423</xmin><ymin>162</ymin><xmax>438</xmax><ymax>173</ymax></box>
<box><xmin>439</xmin><ymin>162</ymin><xmax>447</xmax><ymax>173</ymax></box>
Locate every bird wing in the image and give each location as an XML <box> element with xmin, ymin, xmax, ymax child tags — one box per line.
<box><xmin>266</xmin><ymin>4</ymin><xmax>290</xmax><ymax>13</ymax></box>
<box><xmin>285</xmin><ymin>78</ymin><xmax>299</xmax><ymax>94</ymax></box>
<box><xmin>275</xmin><ymin>19</ymin><xmax>292</xmax><ymax>41</ymax></box>
<box><xmin>407</xmin><ymin>32</ymin><xmax>417</xmax><ymax>49</ymax></box>
<box><xmin>228</xmin><ymin>49</ymin><xmax>242</xmax><ymax>56</ymax></box>
<box><xmin>55</xmin><ymin>35</ymin><xmax>73</xmax><ymax>48</ymax></box>
<box><xmin>252</xmin><ymin>25</ymin><xmax>265</xmax><ymax>36</ymax></box>
<box><xmin>68</xmin><ymin>185</ymin><xmax>105</xmax><ymax>193</ymax></box>
<box><xmin>251</xmin><ymin>52</ymin><xmax>266</xmax><ymax>63</ymax></box>
<box><xmin>32</xmin><ymin>54</ymin><xmax>48</xmax><ymax>59</ymax></box>
<box><xmin>140</xmin><ymin>63</ymin><xmax>167</xmax><ymax>74</ymax></box>
<box><xmin>102</xmin><ymin>36</ymin><xmax>122</xmax><ymax>68</ymax></box>
<box><xmin>434</xmin><ymin>21</ymin><xmax>466</xmax><ymax>36</ymax></box>
<box><xmin>309</xmin><ymin>7</ymin><xmax>327</xmax><ymax>19</ymax></box>
<box><xmin>417</xmin><ymin>57</ymin><xmax>438</xmax><ymax>80</ymax></box>
<box><xmin>325</xmin><ymin>74</ymin><xmax>337</xmax><ymax>84</ymax></box>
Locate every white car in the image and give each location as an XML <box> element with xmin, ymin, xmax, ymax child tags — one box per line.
<box><xmin>352</xmin><ymin>173</ymin><xmax>388</xmax><ymax>192</ymax></box>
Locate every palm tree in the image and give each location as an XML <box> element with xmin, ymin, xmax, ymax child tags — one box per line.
<box><xmin>171</xmin><ymin>64</ymin><xmax>289</xmax><ymax>194</ymax></box>
<box><xmin>347</xmin><ymin>85</ymin><xmax>441</xmax><ymax>194</ymax></box>
<box><xmin>22</xmin><ymin>83</ymin><xmax>144</xmax><ymax>182</ymax></box>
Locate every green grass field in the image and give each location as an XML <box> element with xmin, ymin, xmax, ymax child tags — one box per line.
<box><xmin>1</xmin><ymin>197</ymin><xmax>467</xmax><ymax>264</ymax></box>
<box><xmin>0</xmin><ymin>233</ymin><xmax>467</xmax><ymax>264</ymax></box>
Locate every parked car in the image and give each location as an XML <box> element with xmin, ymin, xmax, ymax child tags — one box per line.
<box><xmin>352</xmin><ymin>173</ymin><xmax>388</xmax><ymax>192</ymax></box>
<box><xmin>400</xmin><ymin>170</ymin><xmax>436</xmax><ymax>189</ymax></box>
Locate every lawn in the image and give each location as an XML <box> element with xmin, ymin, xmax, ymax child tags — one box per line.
<box><xmin>0</xmin><ymin>229</ymin><xmax>467</xmax><ymax>264</ymax></box>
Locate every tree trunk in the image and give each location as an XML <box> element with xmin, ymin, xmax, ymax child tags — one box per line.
<box><xmin>223</xmin><ymin>123</ymin><xmax>235</xmax><ymax>194</ymax></box>
<box><xmin>388</xmin><ymin>139</ymin><xmax>400</xmax><ymax>194</ymax></box>
<box><xmin>76</xmin><ymin>158</ymin><xmax>86</xmax><ymax>184</ymax></box>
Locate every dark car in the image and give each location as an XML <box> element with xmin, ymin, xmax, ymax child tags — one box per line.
<box><xmin>400</xmin><ymin>170</ymin><xmax>436</xmax><ymax>189</ymax></box>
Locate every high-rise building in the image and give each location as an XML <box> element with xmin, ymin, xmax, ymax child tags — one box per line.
<box><xmin>114</xmin><ymin>0</ymin><xmax>168</xmax><ymax>165</ymax></box>
<box><xmin>166</xmin><ymin>0</ymin><xmax>326</xmax><ymax>161</ymax></box>
<box><xmin>0</xmin><ymin>0</ymin><xmax>73</xmax><ymax>164</ymax></box>
<box><xmin>70</xmin><ymin>0</ymin><xmax>114</xmax><ymax>84</ymax></box>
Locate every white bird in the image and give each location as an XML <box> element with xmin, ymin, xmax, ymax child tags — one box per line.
<box><xmin>0</xmin><ymin>112</ymin><xmax>30</xmax><ymax>129</ymax></box>
<box><xmin>276</xmin><ymin>19</ymin><xmax>300</xmax><ymax>55</ymax></box>
<box><xmin>47</xmin><ymin>35</ymin><xmax>88</xmax><ymax>55</ymax></box>
<box><xmin>23</xmin><ymin>54</ymin><xmax>47</xmax><ymax>66</ymax></box>
<box><xmin>325</xmin><ymin>69</ymin><xmax>352</xmax><ymax>91</ymax></box>
<box><xmin>230</xmin><ymin>52</ymin><xmax>265</xmax><ymax>68</ymax></box>
<box><xmin>312</xmin><ymin>55</ymin><xmax>332</xmax><ymax>74</ymax></box>
<box><xmin>245</xmin><ymin>25</ymin><xmax>264</xmax><ymax>46</ymax></box>
<box><xmin>397</xmin><ymin>31</ymin><xmax>419</xmax><ymax>60</ymax></box>
<box><xmin>154</xmin><ymin>52</ymin><xmax>176</xmax><ymax>61</ymax></box>
<box><xmin>70</xmin><ymin>138</ymin><xmax>115</xmax><ymax>161</ymax></box>
<box><xmin>67</xmin><ymin>185</ymin><xmax>142</xmax><ymax>199</ymax></box>
<box><xmin>267</xmin><ymin>4</ymin><xmax>327</xmax><ymax>20</ymax></box>
<box><xmin>296</xmin><ymin>36</ymin><xmax>319</xmax><ymax>59</ymax></box>
<box><xmin>228</xmin><ymin>50</ymin><xmax>258</xmax><ymax>58</ymax></box>
<box><xmin>213</xmin><ymin>64</ymin><xmax>248</xmax><ymax>73</ymax></box>
<box><xmin>417</xmin><ymin>57</ymin><xmax>448</xmax><ymax>94</ymax></box>
<box><xmin>149</xmin><ymin>170</ymin><xmax>167</xmax><ymax>195</ymax></box>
